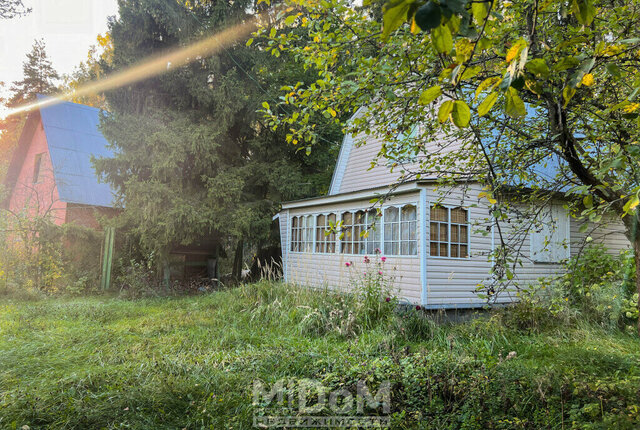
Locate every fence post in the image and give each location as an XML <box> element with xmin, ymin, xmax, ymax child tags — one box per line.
<box><xmin>100</xmin><ymin>227</ymin><xmax>115</xmax><ymax>290</ymax></box>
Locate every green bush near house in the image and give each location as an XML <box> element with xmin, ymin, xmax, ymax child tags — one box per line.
<box><xmin>1</xmin><ymin>278</ymin><xmax>639</xmax><ymax>429</ymax></box>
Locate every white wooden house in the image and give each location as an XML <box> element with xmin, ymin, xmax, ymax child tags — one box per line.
<box><xmin>275</xmin><ymin>112</ymin><xmax>629</xmax><ymax>308</ymax></box>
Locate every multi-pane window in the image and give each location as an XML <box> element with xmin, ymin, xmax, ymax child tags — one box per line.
<box><xmin>400</xmin><ymin>205</ymin><xmax>418</xmax><ymax>255</ymax></box>
<box><xmin>290</xmin><ymin>215</ymin><xmax>314</xmax><ymax>252</ymax></box>
<box><xmin>430</xmin><ymin>206</ymin><xmax>469</xmax><ymax>258</ymax></box>
<box><xmin>315</xmin><ymin>213</ymin><xmax>336</xmax><ymax>253</ymax></box>
<box><xmin>365</xmin><ymin>209</ymin><xmax>381</xmax><ymax>254</ymax></box>
<box><xmin>384</xmin><ymin>205</ymin><xmax>418</xmax><ymax>256</ymax></box>
<box><xmin>384</xmin><ymin>207</ymin><xmax>400</xmax><ymax>255</ymax></box>
<box><xmin>341</xmin><ymin>210</ymin><xmax>366</xmax><ymax>254</ymax></box>
<box><xmin>291</xmin><ymin>204</ymin><xmax>419</xmax><ymax>256</ymax></box>
<box><xmin>341</xmin><ymin>210</ymin><xmax>381</xmax><ymax>254</ymax></box>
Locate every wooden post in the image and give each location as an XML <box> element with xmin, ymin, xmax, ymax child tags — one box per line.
<box><xmin>100</xmin><ymin>227</ymin><xmax>115</xmax><ymax>290</ymax></box>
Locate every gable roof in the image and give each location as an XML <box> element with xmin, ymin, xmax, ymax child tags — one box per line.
<box><xmin>328</xmin><ymin>108</ymin><xmax>565</xmax><ymax>196</ymax></box>
<box><xmin>5</xmin><ymin>96</ymin><xmax>116</xmax><ymax>208</ymax></box>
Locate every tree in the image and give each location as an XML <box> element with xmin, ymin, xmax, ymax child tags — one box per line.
<box><xmin>94</xmin><ymin>0</ymin><xmax>340</xmax><ymax>279</ymax></box>
<box><xmin>8</xmin><ymin>39</ymin><xmax>59</xmax><ymax>107</ymax></box>
<box><xmin>0</xmin><ymin>0</ymin><xmax>30</xmax><ymax>19</ymax></box>
<box><xmin>256</xmin><ymin>0</ymin><xmax>640</xmax><ymax>332</ymax></box>
<box><xmin>1</xmin><ymin>39</ymin><xmax>59</xmax><ymax>183</ymax></box>
<box><xmin>61</xmin><ymin>33</ymin><xmax>114</xmax><ymax>109</ymax></box>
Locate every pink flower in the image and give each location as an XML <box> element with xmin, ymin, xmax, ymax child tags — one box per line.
<box><xmin>385</xmin><ymin>297</ymin><xmax>391</xmax><ymax>302</ymax></box>
<box><xmin>364</xmin><ymin>256</ymin><xmax>370</xmax><ymax>264</ymax></box>
<box><xmin>381</xmin><ymin>256</ymin><xmax>387</xmax><ymax>262</ymax></box>
<box><xmin>378</xmin><ymin>271</ymin><xmax>383</xmax><ymax>275</ymax></box>
<box><xmin>415</xmin><ymin>305</ymin><xmax>421</xmax><ymax>311</ymax></box>
<box><xmin>375</xmin><ymin>248</ymin><xmax>381</xmax><ymax>254</ymax></box>
<box><xmin>345</xmin><ymin>262</ymin><xmax>351</xmax><ymax>267</ymax></box>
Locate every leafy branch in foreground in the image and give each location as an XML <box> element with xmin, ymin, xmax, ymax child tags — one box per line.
<box><xmin>254</xmin><ymin>0</ymin><xmax>640</xmax><ymax>333</ymax></box>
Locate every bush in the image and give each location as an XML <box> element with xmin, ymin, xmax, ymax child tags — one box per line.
<box><xmin>504</xmin><ymin>245</ymin><xmax>638</xmax><ymax>332</ymax></box>
<box><xmin>115</xmin><ymin>254</ymin><xmax>160</xmax><ymax>299</ymax></box>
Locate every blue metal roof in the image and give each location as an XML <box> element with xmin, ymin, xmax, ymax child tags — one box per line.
<box><xmin>37</xmin><ymin>95</ymin><xmax>116</xmax><ymax>208</ymax></box>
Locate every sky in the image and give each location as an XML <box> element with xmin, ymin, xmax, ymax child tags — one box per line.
<box><xmin>0</xmin><ymin>0</ymin><xmax>119</xmax><ymax>94</ymax></box>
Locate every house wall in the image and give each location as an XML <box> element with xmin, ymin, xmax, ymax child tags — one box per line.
<box><xmin>284</xmin><ymin>192</ymin><xmax>423</xmax><ymax>304</ymax></box>
<box><xmin>282</xmin><ymin>183</ymin><xmax>630</xmax><ymax>308</ymax></box>
<box><xmin>65</xmin><ymin>204</ymin><xmax>120</xmax><ymax>230</ymax></box>
<box><xmin>7</xmin><ymin>119</ymin><xmax>66</xmax><ymax>225</ymax></box>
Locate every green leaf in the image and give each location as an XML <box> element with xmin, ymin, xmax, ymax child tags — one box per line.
<box><xmin>505</xmin><ymin>87</ymin><xmax>526</xmax><ymax>118</ymax></box>
<box><xmin>438</xmin><ymin>100</ymin><xmax>454</xmax><ymax>123</ymax></box>
<box><xmin>262</xmin><ymin>101</ymin><xmax>270</xmax><ymax>110</ymax></box>
<box><xmin>478</xmin><ymin>92</ymin><xmax>499</xmax><ymax>116</ymax></box>
<box><xmin>431</xmin><ymin>24</ymin><xmax>453</xmax><ymax>54</ymax></box>
<box><xmin>525</xmin><ymin>58</ymin><xmax>549</xmax><ymax>78</ymax></box>
<box><xmin>284</xmin><ymin>14</ymin><xmax>297</xmax><ymax>25</ymax></box>
<box><xmin>568</xmin><ymin>57</ymin><xmax>595</xmax><ymax>88</ymax></box>
<box><xmin>571</xmin><ymin>0</ymin><xmax>596</xmax><ymax>25</ymax></box>
<box><xmin>563</xmin><ymin>86</ymin><xmax>576</xmax><ymax>107</ymax></box>
<box><xmin>583</xmin><ymin>194</ymin><xmax>593</xmax><ymax>209</ymax></box>
<box><xmin>471</xmin><ymin>2</ymin><xmax>489</xmax><ymax>24</ymax></box>
<box><xmin>451</xmin><ymin>100</ymin><xmax>471</xmax><ymax>128</ymax></box>
<box><xmin>414</xmin><ymin>1</ymin><xmax>442</xmax><ymax>32</ymax></box>
<box><xmin>418</xmin><ymin>85</ymin><xmax>442</xmax><ymax>105</ymax></box>
<box><xmin>382</xmin><ymin>0</ymin><xmax>413</xmax><ymax>40</ymax></box>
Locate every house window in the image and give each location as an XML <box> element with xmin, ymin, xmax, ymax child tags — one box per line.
<box><xmin>32</xmin><ymin>153</ymin><xmax>44</xmax><ymax>183</ymax></box>
<box><xmin>530</xmin><ymin>204</ymin><xmax>569</xmax><ymax>263</ymax></box>
<box><xmin>315</xmin><ymin>213</ymin><xmax>336</xmax><ymax>253</ymax></box>
<box><xmin>384</xmin><ymin>204</ymin><xmax>418</xmax><ymax>256</ymax></box>
<box><xmin>365</xmin><ymin>209</ymin><xmax>381</xmax><ymax>254</ymax></box>
<box><xmin>430</xmin><ymin>206</ymin><xmax>469</xmax><ymax>258</ymax></box>
<box><xmin>290</xmin><ymin>215</ymin><xmax>314</xmax><ymax>252</ymax></box>
<box><xmin>341</xmin><ymin>210</ymin><xmax>380</xmax><ymax>254</ymax></box>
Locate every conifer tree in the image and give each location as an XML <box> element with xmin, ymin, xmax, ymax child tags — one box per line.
<box><xmin>8</xmin><ymin>39</ymin><xmax>59</xmax><ymax>107</ymax></box>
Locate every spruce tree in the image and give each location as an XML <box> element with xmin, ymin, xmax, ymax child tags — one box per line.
<box><xmin>95</xmin><ymin>0</ymin><xmax>340</xmax><ymax>278</ymax></box>
<box><xmin>8</xmin><ymin>39</ymin><xmax>59</xmax><ymax>107</ymax></box>
<box><xmin>0</xmin><ymin>0</ymin><xmax>30</xmax><ymax>19</ymax></box>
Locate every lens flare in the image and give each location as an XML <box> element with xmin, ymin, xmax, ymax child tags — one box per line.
<box><xmin>5</xmin><ymin>19</ymin><xmax>257</xmax><ymax>117</ymax></box>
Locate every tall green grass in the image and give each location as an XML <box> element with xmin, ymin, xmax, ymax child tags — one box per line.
<box><xmin>1</xmin><ymin>281</ymin><xmax>639</xmax><ymax>429</ymax></box>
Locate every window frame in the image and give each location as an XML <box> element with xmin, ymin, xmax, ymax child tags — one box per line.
<box><xmin>288</xmin><ymin>201</ymin><xmax>419</xmax><ymax>258</ymax></box>
<box><xmin>428</xmin><ymin>204</ymin><xmax>471</xmax><ymax>260</ymax></box>
<box><xmin>315</xmin><ymin>212</ymin><xmax>337</xmax><ymax>254</ymax></box>
<box><xmin>32</xmin><ymin>153</ymin><xmax>44</xmax><ymax>184</ymax></box>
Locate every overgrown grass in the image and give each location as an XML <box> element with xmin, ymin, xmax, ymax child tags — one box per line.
<box><xmin>1</xmin><ymin>281</ymin><xmax>639</xmax><ymax>429</ymax></box>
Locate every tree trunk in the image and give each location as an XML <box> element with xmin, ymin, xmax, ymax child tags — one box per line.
<box><xmin>232</xmin><ymin>238</ymin><xmax>244</xmax><ymax>281</ymax></box>
<box><xmin>635</xmin><ymin>237</ymin><xmax>640</xmax><ymax>338</ymax></box>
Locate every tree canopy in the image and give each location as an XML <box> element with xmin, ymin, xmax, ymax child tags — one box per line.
<box><xmin>94</xmin><ymin>0</ymin><xmax>341</xmax><ymax>273</ymax></box>
<box><xmin>255</xmin><ymin>0</ymin><xmax>640</xmax><ymax>328</ymax></box>
<box><xmin>0</xmin><ymin>0</ymin><xmax>30</xmax><ymax>19</ymax></box>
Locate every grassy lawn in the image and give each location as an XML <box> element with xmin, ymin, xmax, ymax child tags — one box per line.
<box><xmin>1</xmin><ymin>281</ymin><xmax>639</xmax><ymax>429</ymax></box>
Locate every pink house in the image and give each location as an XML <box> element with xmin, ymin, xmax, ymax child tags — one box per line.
<box><xmin>3</xmin><ymin>96</ymin><xmax>117</xmax><ymax>228</ymax></box>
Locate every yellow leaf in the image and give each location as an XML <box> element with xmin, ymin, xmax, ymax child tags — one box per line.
<box><xmin>506</xmin><ymin>39</ymin><xmax>527</xmax><ymax>63</ymax></box>
<box><xmin>581</xmin><ymin>73</ymin><xmax>594</xmax><ymax>87</ymax></box>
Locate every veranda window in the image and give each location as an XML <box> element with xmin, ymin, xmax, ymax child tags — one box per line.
<box><xmin>290</xmin><ymin>215</ymin><xmax>314</xmax><ymax>252</ymax></box>
<box><xmin>341</xmin><ymin>210</ymin><xmax>381</xmax><ymax>254</ymax></box>
<box><xmin>384</xmin><ymin>204</ymin><xmax>417</xmax><ymax>255</ymax></box>
<box><xmin>315</xmin><ymin>213</ymin><xmax>336</xmax><ymax>253</ymax></box>
<box><xmin>430</xmin><ymin>206</ymin><xmax>469</xmax><ymax>258</ymax></box>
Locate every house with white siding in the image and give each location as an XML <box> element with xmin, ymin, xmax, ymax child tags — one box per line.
<box><xmin>275</xmin><ymin>111</ymin><xmax>629</xmax><ymax>308</ymax></box>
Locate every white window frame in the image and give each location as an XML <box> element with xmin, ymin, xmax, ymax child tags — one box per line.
<box><xmin>315</xmin><ymin>212</ymin><xmax>337</xmax><ymax>254</ymax></box>
<box><xmin>530</xmin><ymin>204</ymin><xmax>570</xmax><ymax>263</ymax></box>
<box><xmin>382</xmin><ymin>203</ymin><xmax>419</xmax><ymax>257</ymax></box>
<box><xmin>428</xmin><ymin>204</ymin><xmax>471</xmax><ymax>260</ymax></box>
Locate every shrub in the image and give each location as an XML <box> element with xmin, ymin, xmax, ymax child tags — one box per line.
<box><xmin>504</xmin><ymin>245</ymin><xmax>638</xmax><ymax>332</ymax></box>
<box><xmin>115</xmin><ymin>254</ymin><xmax>160</xmax><ymax>299</ymax></box>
